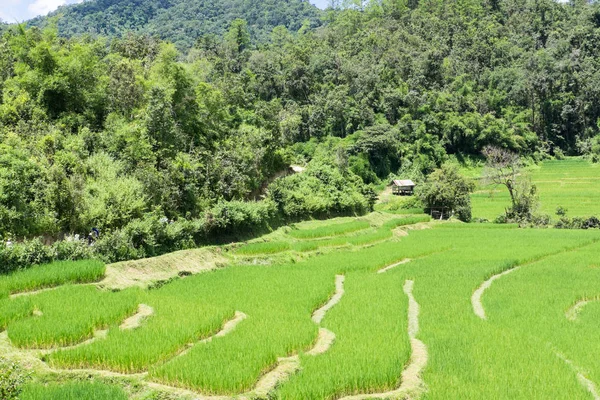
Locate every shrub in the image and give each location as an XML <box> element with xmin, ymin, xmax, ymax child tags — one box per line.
<box><xmin>417</xmin><ymin>164</ymin><xmax>475</xmax><ymax>222</ymax></box>
<box><xmin>269</xmin><ymin>162</ymin><xmax>370</xmax><ymax>219</ymax></box>
<box><xmin>555</xmin><ymin>216</ymin><xmax>600</xmax><ymax>229</ymax></box>
<box><xmin>0</xmin><ymin>358</ymin><xmax>29</xmax><ymax>400</ymax></box>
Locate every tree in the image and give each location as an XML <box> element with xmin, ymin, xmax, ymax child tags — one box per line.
<box><xmin>417</xmin><ymin>164</ymin><xmax>475</xmax><ymax>222</ymax></box>
<box><xmin>482</xmin><ymin>146</ymin><xmax>538</xmax><ymax>221</ymax></box>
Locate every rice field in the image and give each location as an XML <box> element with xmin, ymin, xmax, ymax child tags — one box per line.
<box><xmin>20</xmin><ymin>381</ymin><xmax>127</xmax><ymax>400</ymax></box>
<box><xmin>3</xmin><ymin>169</ymin><xmax>600</xmax><ymax>399</ymax></box>
<box><xmin>471</xmin><ymin>158</ymin><xmax>600</xmax><ymax>219</ymax></box>
<box><xmin>0</xmin><ymin>260</ymin><xmax>105</xmax><ymax>298</ymax></box>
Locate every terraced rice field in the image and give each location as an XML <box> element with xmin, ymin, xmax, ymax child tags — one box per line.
<box><xmin>471</xmin><ymin>158</ymin><xmax>600</xmax><ymax>219</ymax></box>
<box><xmin>3</xmin><ymin>212</ymin><xmax>600</xmax><ymax>399</ymax></box>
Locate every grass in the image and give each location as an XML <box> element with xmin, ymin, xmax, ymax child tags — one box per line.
<box><xmin>2</xmin><ymin>286</ymin><xmax>139</xmax><ymax>348</ymax></box>
<box><xmin>287</xmin><ymin>220</ymin><xmax>370</xmax><ymax>239</ymax></box>
<box><xmin>0</xmin><ymin>260</ymin><xmax>105</xmax><ymax>299</ymax></box>
<box><xmin>471</xmin><ymin>158</ymin><xmax>600</xmax><ymax>219</ymax></box>
<box><xmin>20</xmin><ymin>381</ymin><xmax>127</xmax><ymax>400</ymax></box>
<box><xmin>278</xmin><ymin>271</ymin><xmax>410</xmax><ymax>399</ymax></box>
<box><xmin>50</xmin><ymin>285</ymin><xmax>234</xmax><ymax>372</ymax></box>
<box><xmin>235</xmin><ymin>241</ymin><xmax>291</xmax><ymax>255</ymax></box>
<box><xmin>4</xmin><ymin>184</ymin><xmax>600</xmax><ymax>399</ymax></box>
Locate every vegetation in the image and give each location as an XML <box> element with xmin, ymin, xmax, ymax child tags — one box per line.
<box><xmin>2</xmin><ymin>285</ymin><xmax>139</xmax><ymax>348</ymax></box>
<box><xmin>417</xmin><ymin>164</ymin><xmax>475</xmax><ymax>222</ymax></box>
<box><xmin>3</xmin><ymin>216</ymin><xmax>600</xmax><ymax>398</ymax></box>
<box><xmin>288</xmin><ymin>220</ymin><xmax>370</xmax><ymax>239</ymax></box>
<box><xmin>0</xmin><ymin>357</ymin><xmax>29</xmax><ymax>400</ymax></box>
<box><xmin>0</xmin><ymin>259</ymin><xmax>104</xmax><ymax>298</ymax></box>
<box><xmin>5</xmin><ymin>0</ymin><xmax>600</xmax><ymax>268</ymax></box>
<box><xmin>471</xmin><ymin>159</ymin><xmax>600</xmax><ymax>220</ymax></box>
<box><xmin>27</xmin><ymin>0</ymin><xmax>323</xmax><ymax>50</ymax></box>
<box><xmin>20</xmin><ymin>381</ymin><xmax>127</xmax><ymax>400</ymax></box>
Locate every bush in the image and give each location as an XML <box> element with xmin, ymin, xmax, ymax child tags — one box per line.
<box><xmin>417</xmin><ymin>164</ymin><xmax>475</xmax><ymax>222</ymax></box>
<box><xmin>555</xmin><ymin>216</ymin><xmax>600</xmax><ymax>229</ymax></box>
<box><xmin>0</xmin><ymin>358</ymin><xmax>29</xmax><ymax>400</ymax></box>
<box><xmin>269</xmin><ymin>162</ymin><xmax>370</xmax><ymax>219</ymax></box>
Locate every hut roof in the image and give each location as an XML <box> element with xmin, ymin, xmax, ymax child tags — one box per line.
<box><xmin>393</xmin><ymin>179</ymin><xmax>416</xmax><ymax>187</ymax></box>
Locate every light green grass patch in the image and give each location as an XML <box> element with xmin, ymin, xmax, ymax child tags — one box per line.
<box><xmin>0</xmin><ymin>260</ymin><xmax>105</xmax><ymax>299</ymax></box>
<box><xmin>288</xmin><ymin>220</ymin><xmax>370</xmax><ymax>239</ymax></box>
<box><xmin>472</xmin><ymin>158</ymin><xmax>600</xmax><ymax>219</ymax></box>
<box><xmin>20</xmin><ymin>381</ymin><xmax>127</xmax><ymax>400</ymax></box>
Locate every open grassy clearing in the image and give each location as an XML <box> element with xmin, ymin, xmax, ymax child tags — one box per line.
<box><xmin>3</xmin><ymin>208</ymin><xmax>600</xmax><ymax>399</ymax></box>
<box><xmin>471</xmin><ymin>158</ymin><xmax>600</xmax><ymax>219</ymax></box>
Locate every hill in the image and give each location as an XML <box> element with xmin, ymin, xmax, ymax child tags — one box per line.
<box><xmin>28</xmin><ymin>0</ymin><xmax>323</xmax><ymax>49</ymax></box>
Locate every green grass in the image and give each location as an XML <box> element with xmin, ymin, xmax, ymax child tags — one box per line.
<box><xmin>2</xmin><ymin>286</ymin><xmax>139</xmax><ymax>348</ymax></box>
<box><xmin>20</xmin><ymin>381</ymin><xmax>127</xmax><ymax>400</ymax></box>
<box><xmin>235</xmin><ymin>241</ymin><xmax>291</xmax><ymax>255</ymax></box>
<box><xmin>279</xmin><ymin>272</ymin><xmax>410</xmax><ymax>399</ymax></box>
<box><xmin>5</xmin><ymin>202</ymin><xmax>600</xmax><ymax>398</ymax></box>
<box><xmin>471</xmin><ymin>158</ymin><xmax>600</xmax><ymax>219</ymax></box>
<box><xmin>0</xmin><ymin>260</ymin><xmax>105</xmax><ymax>299</ymax></box>
<box><xmin>288</xmin><ymin>220</ymin><xmax>370</xmax><ymax>239</ymax></box>
<box><xmin>50</xmin><ymin>285</ymin><xmax>234</xmax><ymax>372</ymax></box>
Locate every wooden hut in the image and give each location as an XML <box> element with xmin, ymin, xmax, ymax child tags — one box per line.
<box><xmin>392</xmin><ymin>179</ymin><xmax>416</xmax><ymax>195</ymax></box>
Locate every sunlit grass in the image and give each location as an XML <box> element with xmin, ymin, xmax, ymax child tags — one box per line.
<box><xmin>288</xmin><ymin>220</ymin><xmax>370</xmax><ymax>239</ymax></box>
<box><xmin>471</xmin><ymin>158</ymin><xmax>600</xmax><ymax>219</ymax></box>
<box><xmin>20</xmin><ymin>381</ymin><xmax>127</xmax><ymax>400</ymax></box>
<box><xmin>0</xmin><ymin>260</ymin><xmax>105</xmax><ymax>299</ymax></box>
<box><xmin>4</xmin><ymin>215</ymin><xmax>600</xmax><ymax>399</ymax></box>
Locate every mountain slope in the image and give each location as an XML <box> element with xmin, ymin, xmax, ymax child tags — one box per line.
<box><xmin>29</xmin><ymin>0</ymin><xmax>323</xmax><ymax>49</ymax></box>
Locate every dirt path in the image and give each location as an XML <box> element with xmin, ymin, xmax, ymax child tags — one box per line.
<box><xmin>555</xmin><ymin>351</ymin><xmax>600</xmax><ymax>400</ymax></box>
<box><xmin>120</xmin><ymin>304</ymin><xmax>154</xmax><ymax>330</ymax></box>
<box><xmin>175</xmin><ymin>311</ymin><xmax>247</xmax><ymax>359</ymax></box>
<box><xmin>378</xmin><ymin>259</ymin><xmax>411</xmax><ymax>274</ymax></box>
<box><xmin>471</xmin><ymin>267</ymin><xmax>520</xmax><ymax>320</ymax></box>
<box><xmin>10</xmin><ymin>283</ymin><xmax>95</xmax><ymax>299</ymax></box>
<box><xmin>246</xmin><ymin>326</ymin><xmax>338</xmax><ymax>398</ymax></box>
<box><xmin>306</xmin><ymin>328</ymin><xmax>336</xmax><ymax>356</ymax></box>
<box><xmin>244</xmin><ymin>276</ymin><xmax>346</xmax><ymax>398</ymax></box>
<box><xmin>100</xmin><ymin>248</ymin><xmax>227</xmax><ymax>290</ymax></box>
<box><xmin>565</xmin><ymin>299</ymin><xmax>599</xmax><ymax>321</ymax></box>
<box><xmin>338</xmin><ymin>280</ymin><xmax>428</xmax><ymax>400</ymax></box>
<box><xmin>312</xmin><ymin>275</ymin><xmax>345</xmax><ymax>324</ymax></box>
<box><xmin>248</xmin><ymin>355</ymin><xmax>300</xmax><ymax>398</ymax></box>
<box><xmin>472</xmin><ymin>240</ymin><xmax>600</xmax><ymax>320</ymax></box>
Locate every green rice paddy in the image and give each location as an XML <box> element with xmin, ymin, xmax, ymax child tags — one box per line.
<box><xmin>471</xmin><ymin>158</ymin><xmax>600</xmax><ymax>219</ymax></box>
<box><xmin>2</xmin><ymin>160</ymin><xmax>600</xmax><ymax>399</ymax></box>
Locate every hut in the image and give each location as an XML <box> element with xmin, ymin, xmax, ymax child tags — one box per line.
<box><xmin>392</xmin><ymin>179</ymin><xmax>416</xmax><ymax>196</ymax></box>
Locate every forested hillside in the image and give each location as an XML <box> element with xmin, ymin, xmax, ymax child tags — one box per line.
<box><xmin>3</xmin><ymin>0</ymin><xmax>600</xmax><ymax>264</ymax></box>
<box><xmin>27</xmin><ymin>0</ymin><xmax>323</xmax><ymax>49</ymax></box>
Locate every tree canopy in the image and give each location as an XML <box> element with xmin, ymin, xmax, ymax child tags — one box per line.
<box><xmin>26</xmin><ymin>0</ymin><xmax>323</xmax><ymax>50</ymax></box>
<box><xmin>3</xmin><ymin>0</ymin><xmax>600</xmax><ymax>243</ymax></box>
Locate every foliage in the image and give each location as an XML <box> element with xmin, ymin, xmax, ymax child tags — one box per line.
<box><xmin>0</xmin><ymin>238</ymin><xmax>94</xmax><ymax>275</ymax></box>
<box><xmin>6</xmin><ymin>0</ymin><xmax>600</xmax><ymax>266</ymax></box>
<box><xmin>472</xmin><ymin>159</ymin><xmax>600</xmax><ymax>220</ymax></box>
<box><xmin>28</xmin><ymin>0</ymin><xmax>323</xmax><ymax>50</ymax></box>
<box><xmin>555</xmin><ymin>216</ymin><xmax>600</xmax><ymax>230</ymax></box>
<box><xmin>269</xmin><ymin>162</ymin><xmax>371</xmax><ymax>219</ymax></box>
<box><xmin>417</xmin><ymin>164</ymin><xmax>475</xmax><ymax>222</ymax></box>
<box><xmin>0</xmin><ymin>357</ymin><xmax>29</xmax><ymax>400</ymax></box>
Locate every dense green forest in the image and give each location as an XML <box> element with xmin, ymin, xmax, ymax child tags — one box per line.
<box><xmin>27</xmin><ymin>0</ymin><xmax>323</xmax><ymax>50</ymax></box>
<box><xmin>3</xmin><ymin>0</ymin><xmax>600</xmax><ymax>266</ymax></box>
